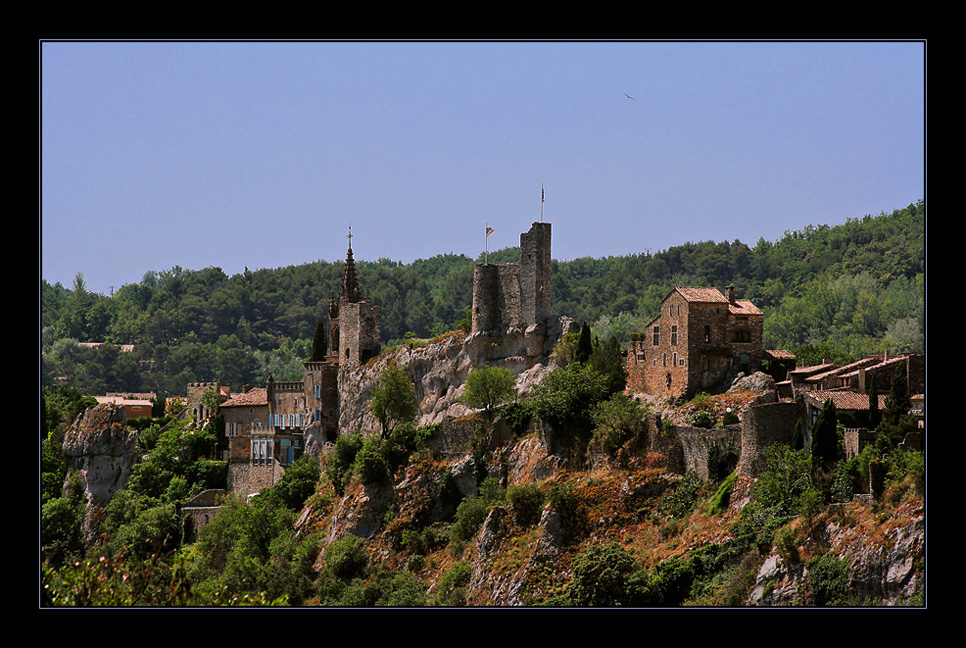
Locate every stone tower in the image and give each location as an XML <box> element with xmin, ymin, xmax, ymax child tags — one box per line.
<box><xmin>328</xmin><ymin>228</ymin><xmax>381</xmax><ymax>367</ymax></box>
<box><xmin>519</xmin><ymin>221</ymin><xmax>552</xmax><ymax>326</ymax></box>
<box><xmin>471</xmin><ymin>221</ymin><xmax>552</xmax><ymax>335</ymax></box>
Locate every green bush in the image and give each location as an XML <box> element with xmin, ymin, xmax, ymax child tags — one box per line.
<box><xmin>658</xmin><ymin>471</ymin><xmax>703</xmax><ymax>520</ymax></box>
<box><xmin>705</xmin><ymin>471</ymin><xmax>738</xmax><ymax>515</ymax></box>
<box><xmin>568</xmin><ymin>541</ymin><xmax>647</xmax><ymax>607</ymax></box>
<box><xmin>499</xmin><ymin>400</ymin><xmax>535</xmax><ymax>436</ymax></box>
<box><xmin>434</xmin><ymin>560</ymin><xmax>472</xmax><ymax>606</ymax></box>
<box><xmin>451</xmin><ymin>496</ymin><xmax>490</xmax><ymax>543</ymax></box>
<box><xmin>324</xmin><ymin>534</ymin><xmax>369</xmax><ymax>581</ymax></box>
<box><xmin>355</xmin><ymin>437</ymin><xmax>390</xmax><ymax>484</ymax></box>
<box><xmin>806</xmin><ymin>553</ymin><xmax>849</xmax><ymax>606</ymax></box>
<box><xmin>507</xmin><ymin>484</ymin><xmax>545</xmax><ymax>526</ymax></box>
<box><xmin>327</xmin><ymin>433</ymin><xmax>364</xmax><ymax>494</ymax></box>
<box><xmin>688</xmin><ymin>408</ymin><xmax>716</xmax><ymax>428</ymax></box>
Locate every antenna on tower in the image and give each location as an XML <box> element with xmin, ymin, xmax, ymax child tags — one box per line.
<box><xmin>540</xmin><ymin>183</ymin><xmax>545</xmax><ymax>222</ymax></box>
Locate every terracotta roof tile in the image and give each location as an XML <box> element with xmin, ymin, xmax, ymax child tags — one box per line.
<box><xmin>675</xmin><ymin>287</ymin><xmax>729</xmax><ymax>303</ymax></box>
<box><xmin>220</xmin><ymin>387</ymin><xmax>268</xmax><ymax>407</ymax></box>
<box><xmin>805</xmin><ymin>389</ymin><xmax>886</xmax><ymax>411</ymax></box>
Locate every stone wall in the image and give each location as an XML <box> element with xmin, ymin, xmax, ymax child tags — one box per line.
<box><xmin>519</xmin><ymin>221</ymin><xmax>552</xmax><ymax>326</ymax></box>
<box><xmin>472</xmin><ymin>263</ymin><xmax>521</xmax><ymax>333</ymax></box>
<box><xmin>340</xmin><ymin>301</ymin><xmax>382</xmax><ymax>366</ymax></box>
<box><xmin>471</xmin><ymin>222</ymin><xmax>553</xmax><ymax>336</ymax></box>
<box><xmin>738</xmin><ymin>399</ymin><xmax>805</xmax><ymax>478</ymax></box>
<box><xmin>676</xmin><ymin>424</ymin><xmax>742</xmax><ymax>480</ymax></box>
<box><xmin>227</xmin><ymin>458</ymin><xmax>284</xmax><ymax>499</ymax></box>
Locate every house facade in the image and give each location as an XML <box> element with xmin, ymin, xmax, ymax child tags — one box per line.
<box><xmin>626</xmin><ymin>286</ymin><xmax>763</xmax><ymax>399</ymax></box>
<box><xmin>219</xmin><ymin>232</ymin><xmax>378</xmax><ymax>498</ymax></box>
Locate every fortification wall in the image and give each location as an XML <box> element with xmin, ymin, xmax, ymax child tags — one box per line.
<box><xmin>472</xmin><ymin>263</ymin><xmax>521</xmax><ymax>333</ymax></box>
<box><xmin>738</xmin><ymin>399</ymin><xmax>805</xmax><ymax>477</ymax></box>
<box><xmin>676</xmin><ymin>424</ymin><xmax>742</xmax><ymax>480</ymax></box>
<box><xmin>520</xmin><ymin>222</ymin><xmax>552</xmax><ymax>326</ymax></box>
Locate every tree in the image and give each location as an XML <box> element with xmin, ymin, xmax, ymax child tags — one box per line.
<box><xmin>309</xmin><ymin>317</ymin><xmax>327</xmax><ymax>362</ymax></box>
<box><xmin>369</xmin><ymin>363</ymin><xmax>419</xmax><ymax>438</ymax></box>
<box><xmin>531</xmin><ymin>362</ymin><xmax>611</xmax><ymax>445</ymax></box>
<box><xmin>573</xmin><ymin>322</ymin><xmax>593</xmax><ymax>364</ymax></box>
<box><xmin>810</xmin><ymin>398</ymin><xmax>839</xmax><ymax>472</ymax></box>
<box><xmin>460</xmin><ymin>366</ymin><xmax>516</xmax><ymax>420</ymax></box>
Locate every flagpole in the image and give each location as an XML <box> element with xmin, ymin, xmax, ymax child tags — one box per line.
<box><xmin>541</xmin><ymin>183</ymin><xmax>545</xmax><ymax>222</ymax></box>
<box><xmin>485</xmin><ymin>222</ymin><xmax>489</xmax><ymax>265</ymax></box>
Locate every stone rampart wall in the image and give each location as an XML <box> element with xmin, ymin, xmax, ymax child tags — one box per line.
<box><xmin>738</xmin><ymin>399</ymin><xmax>805</xmax><ymax>478</ymax></box>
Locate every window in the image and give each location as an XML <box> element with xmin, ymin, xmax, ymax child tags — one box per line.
<box><xmin>652</xmin><ymin>325</ymin><xmax>660</xmax><ymax>346</ymax></box>
<box><xmin>704</xmin><ymin>326</ymin><xmax>712</xmax><ymax>343</ymax></box>
<box><xmin>252</xmin><ymin>439</ymin><xmax>273</xmax><ymax>465</ymax></box>
<box><xmin>733</xmin><ymin>329</ymin><xmax>751</xmax><ymax>343</ymax></box>
<box><xmin>671</xmin><ymin>324</ymin><xmax>678</xmax><ymax>346</ymax></box>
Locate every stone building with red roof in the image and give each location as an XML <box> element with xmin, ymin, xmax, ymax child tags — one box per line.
<box><xmin>626</xmin><ymin>285</ymin><xmax>764</xmax><ymax>399</ymax></box>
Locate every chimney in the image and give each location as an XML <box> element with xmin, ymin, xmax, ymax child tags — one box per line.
<box><xmin>726</xmin><ymin>285</ymin><xmax>736</xmax><ymax>304</ymax></box>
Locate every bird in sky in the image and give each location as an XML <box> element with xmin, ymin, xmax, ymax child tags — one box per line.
<box><xmin>624</xmin><ymin>93</ymin><xmax>635</xmax><ymax>100</ymax></box>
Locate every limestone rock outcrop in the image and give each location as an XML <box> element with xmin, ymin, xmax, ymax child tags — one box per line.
<box><xmin>61</xmin><ymin>403</ymin><xmax>140</xmax><ymax>543</ymax></box>
<box><xmin>337</xmin><ymin>316</ymin><xmax>578</xmax><ymax>436</ymax></box>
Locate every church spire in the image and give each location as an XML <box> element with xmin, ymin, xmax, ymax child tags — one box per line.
<box><xmin>339</xmin><ymin>226</ymin><xmax>361</xmax><ymax>305</ymax></box>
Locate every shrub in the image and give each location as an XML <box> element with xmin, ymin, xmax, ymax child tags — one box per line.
<box><xmin>327</xmin><ymin>433</ymin><xmax>364</xmax><ymax>494</ymax></box>
<box><xmin>434</xmin><ymin>560</ymin><xmax>472</xmax><ymax>606</ymax></box>
<box><xmin>688</xmin><ymin>408</ymin><xmax>716</xmax><ymax>428</ymax></box>
<box><xmin>568</xmin><ymin>541</ymin><xmax>647</xmax><ymax>607</ymax></box>
<box><xmin>324</xmin><ymin>535</ymin><xmax>369</xmax><ymax>581</ymax></box>
<box><xmin>507</xmin><ymin>484</ymin><xmax>545</xmax><ymax>526</ymax></box>
<box><xmin>451</xmin><ymin>496</ymin><xmax>490</xmax><ymax>543</ymax></box>
<box><xmin>460</xmin><ymin>366</ymin><xmax>517</xmax><ymax>420</ymax></box>
<box><xmin>590</xmin><ymin>392</ymin><xmax>646</xmax><ymax>456</ymax></box>
<box><xmin>500</xmin><ymin>400</ymin><xmax>535</xmax><ymax>436</ymax></box>
<box><xmin>658</xmin><ymin>471</ymin><xmax>703</xmax><ymax>520</ymax></box>
<box><xmin>355</xmin><ymin>437</ymin><xmax>390</xmax><ymax>484</ymax></box>
<box><xmin>806</xmin><ymin>553</ymin><xmax>849</xmax><ymax>606</ymax></box>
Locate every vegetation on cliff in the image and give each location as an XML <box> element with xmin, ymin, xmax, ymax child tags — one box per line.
<box><xmin>41</xmin><ymin>338</ymin><xmax>924</xmax><ymax>607</ymax></box>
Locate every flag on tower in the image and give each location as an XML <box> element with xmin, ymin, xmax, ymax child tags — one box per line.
<box><xmin>486</xmin><ymin>225</ymin><xmax>494</xmax><ymax>237</ymax></box>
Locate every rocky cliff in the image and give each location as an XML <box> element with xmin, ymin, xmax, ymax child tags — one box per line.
<box><xmin>61</xmin><ymin>403</ymin><xmax>140</xmax><ymax>543</ymax></box>
<box><xmin>336</xmin><ymin>317</ymin><xmax>578</xmax><ymax>436</ymax></box>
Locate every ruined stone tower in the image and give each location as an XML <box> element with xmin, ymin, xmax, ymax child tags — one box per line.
<box><xmin>471</xmin><ymin>222</ymin><xmax>552</xmax><ymax>334</ymax></box>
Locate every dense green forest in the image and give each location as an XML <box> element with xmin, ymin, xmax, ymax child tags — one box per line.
<box><xmin>40</xmin><ymin>200</ymin><xmax>924</xmax><ymax>398</ymax></box>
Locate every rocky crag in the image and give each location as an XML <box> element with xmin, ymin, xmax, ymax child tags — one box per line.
<box><xmin>335</xmin><ymin>316</ymin><xmax>578</xmax><ymax>437</ymax></box>
<box><xmin>60</xmin><ymin>403</ymin><xmax>140</xmax><ymax>543</ymax></box>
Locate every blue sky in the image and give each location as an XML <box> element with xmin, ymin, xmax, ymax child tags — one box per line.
<box><xmin>41</xmin><ymin>40</ymin><xmax>926</xmax><ymax>297</ymax></box>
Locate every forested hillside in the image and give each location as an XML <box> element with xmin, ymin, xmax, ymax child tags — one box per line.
<box><xmin>40</xmin><ymin>200</ymin><xmax>924</xmax><ymax>397</ymax></box>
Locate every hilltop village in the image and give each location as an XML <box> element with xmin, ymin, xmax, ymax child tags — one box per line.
<box><xmin>113</xmin><ymin>220</ymin><xmax>923</xmax><ymax>507</ymax></box>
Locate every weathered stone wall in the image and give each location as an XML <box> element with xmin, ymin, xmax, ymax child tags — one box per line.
<box><xmin>676</xmin><ymin>424</ymin><xmax>742</xmax><ymax>480</ymax></box>
<box><xmin>227</xmin><ymin>458</ymin><xmax>284</xmax><ymax>498</ymax></box>
<box><xmin>519</xmin><ymin>222</ymin><xmax>552</xmax><ymax>326</ymax></box>
<box><xmin>340</xmin><ymin>301</ymin><xmax>382</xmax><ymax>366</ymax></box>
<box><xmin>472</xmin><ymin>263</ymin><xmax>521</xmax><ymax>333</ymax></box>
<box><xmin>186</xmin><ymin>381</ymin><xmax>222</xmax><ymax>423</ymax></box>
<box><xmin>739</xmin><ymin>399</ymin><xmax>805</xmax><ymax>478</ymax></box>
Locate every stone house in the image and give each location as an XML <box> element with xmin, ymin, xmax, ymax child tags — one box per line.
<box><xmin>626</xmin><ymin>286</ymin><xmax>764</xmax><ymax>399</ymax></box>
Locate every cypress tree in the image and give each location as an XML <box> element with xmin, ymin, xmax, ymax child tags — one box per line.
<box><xmin>310</xmin><ymin>317</ymin><xmax>327</xmax><ymax>362</ymax></box>
<box><xmin>574</xmin><ymin>322</ymin><xmax>593</xmax><ymax>365</ymax></box>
